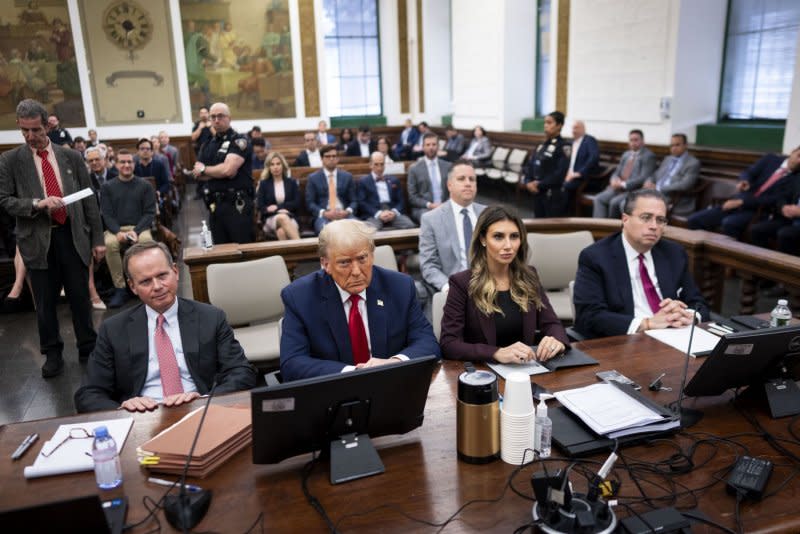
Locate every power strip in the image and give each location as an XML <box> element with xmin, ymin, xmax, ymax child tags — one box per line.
<box><xmin>726</xmin><ymin>456</ymin><xmax>772</xmax><ymax>500</ymax></box>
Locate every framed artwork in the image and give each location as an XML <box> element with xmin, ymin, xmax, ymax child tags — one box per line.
<box><xmin>78</xmin><ymin>0</ymin><xmax>183</xmax><ymax>125</ymax></box>
<box><xmin>180</xmin><ymin>0</ymin><xmax>296</xmax><ymax>119</ymax></box>
<box><xmin>0</xmin><ymin>0</ymin><xmax>86</xmax><ymax>129</ymax></box>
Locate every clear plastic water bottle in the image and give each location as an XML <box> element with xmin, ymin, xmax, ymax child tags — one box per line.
<box><xmin>92</xmin><ymin>426</ymin><xmax>122</xmax><ymax>489</ymax></box>
<box><xmin>201</xmin><ymin>220</ymin><xmax>213</xmax><ymax>250</ymax></box>
<box><xmin>770</xmin><ymin>299</ymin><xmax>792</xmax><ymax>328</ymax></box>
<box><xmin>534</xmin><ymin>398</ymin><xmax>552</xmax><ymax>458</ymax></box>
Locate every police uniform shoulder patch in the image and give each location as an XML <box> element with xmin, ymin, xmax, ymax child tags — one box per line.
<box><xmin>537</xmin><ymin>144</ymin><xmax>544</xmax><ymax>152</ymax></box>
<box><xmin>563</xmin><ymin>145</ymin><xmax>572</xmax><ymax>157</ymax></box>
<box><xmin>235</xmin><ymin>137</ymin><xmax>248</xmax><ymax>151</ymax></box>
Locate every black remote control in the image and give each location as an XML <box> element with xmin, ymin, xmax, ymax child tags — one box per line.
<box><xmin>726</xmin><ymin>456</ymin><xmax>772</xmax><ymax>500</ymax></box>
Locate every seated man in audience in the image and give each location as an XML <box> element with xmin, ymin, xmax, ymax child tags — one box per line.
<box><xmin>419</xmin><ymin>160</ymin><xmax>485</xmax><ymax>293</ymax></box>
<box><xmin>410</xmin><ymin>121</ymin><xmax>431</xmax><ymax>160</ymax></box>
<box><xmin>357</xmin><ymin>152</ymin><xmax>416</xmax><ymax>230</ymax></box>
<box><xmin>306</xmin><ymin>144</ymin><xmax>357</xmax><ymax>234</ymax></box>
<box><xmin>149</xmin><ymin>135</ymin><xmax>173</xmax><ymax>178</ymax></box>
<box><xmin>750</xmin><ymin>160</ymin><xmax>800</xmax><ymax>255</ymax></box>
<box><xmin>294</xmin><ymin>131</ymin><xmax>322</xmax><ymax>167</ymax></box>
<box><xmin>72</xmin><ymin>136</ymin><xmax>87</xmax><ymax>159</ymax></box>
<box><xmin>158</xmin><ymin>131</ymin><xmax>182</xmax><ymax>177</ymax></box>
<box><xmin>86</xmin><ymin>146</ymin><xmax>117</xmax><ymax>200</ymax></box>
<box><xmin>593</xmin><ymin>129</ymin><xmax>656</xmax><ymax>219</ymax></box>
<box><xmin>74</xmin><ymin>242</ymin><xmax>257</xmax><ymax>412</ymax></box>
<box><xmin>279</xmin><ymin>219</ymin><xmax>439</xmax><ymax>381</ymax></box>
<box><xmin>317</xmin><ymin>120</ymin><xmax>336</xmax><ymax>145</ymax></box>
<box><xmin>407</xmin><ymin>132</ymin><xmax>452</xmax><ymax>222</ymax></box>
<box><xmin>641</xmin><ymin>133</ymin><xmax>700</xmax><ymax>216</ymax></box>
<box><xmin>101</xmin><ymin>149</ymin><xmax>156</xmax><ymax>308</ymax></box>
<box><xmin>251</xmin><ymin>137</ymin><xmax>268</xmax><ymax>171</ymax></box>
<box><xmin>438</xmin><ymin>125</ymin><xmax>466</xmax><ymax>161</ymax></box>
<box><xmin>563</xmin><ymin>120</ymin><xmax>601</xmax><ymax>205</ymax></box>
<box><xmin>392</xmin><ymin>118</ymin><xmax>420</xmax><ymax>161</ymax></box>
<box><xmin>346</xmin><ymin>126</ymin><xmax>377</xmax><ymax>157</ymax></box>
<box><xmin>134</xmin><ymin>137</ymin><xmax>170</xmax><ymax>197</ymax></box>
<box><xmin>574</xmin><ymin>189</ymin><xmax>709</xmax><ymax>339</ymax></box>
<box><xmin>88</xmin><ymin>128</ymin><xmax>99</xmax><ymax>147</ymax></box>
<box><xmin>687</xmin><ymin>147</ymin><xmax>800</xmax><ymax>239</ymax></box>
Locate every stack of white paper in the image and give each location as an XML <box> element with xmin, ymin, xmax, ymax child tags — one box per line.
<box><xmin>645</xmin><ymin>326</ymin><xmax>720</xmax><ymax>356</ymax></box>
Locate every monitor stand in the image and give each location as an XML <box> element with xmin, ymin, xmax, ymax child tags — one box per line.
<box><xmin>329</xmin><ymin>433</ymin><xmax>385</xmax><ymax>484</ymax></box>
<box><xmin>764</xmin><ymin>378</ymin><xmax>800</xmax><ymax>418</ymax></box>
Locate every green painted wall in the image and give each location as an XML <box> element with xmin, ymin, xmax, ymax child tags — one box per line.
<box><xmin>521</xmin><ymin>117</ymin><xmax>545</xmax><ymax>132</ymax></box>
<box><xmin>696</xmin><ymin>122</ymin><xmax>784</xmax><ymax>152</ymax></box>
<box><xmin>330</xmin><ymin>116</ymin><xmax>388</xmax><ymax>128</ymax></box>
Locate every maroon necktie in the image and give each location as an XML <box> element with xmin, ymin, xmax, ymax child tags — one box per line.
<box><xmin>638</xmin><ymin>254</ymin><xmax>661</xmax><ymax>314</ymax></box>
<box><xmin>155</xmin><ymin>314</ymin><xmax>184</xmax><ymax>397</ymax></box>
<box><xmin>348</xmin><ymin>295</ymin><xmax>370</xmax><ymax>365</ymax></box>
<box><xmin>36</xmin><ymin>149</ymin><xmax>66</xmax><ymax>224</ymax></box>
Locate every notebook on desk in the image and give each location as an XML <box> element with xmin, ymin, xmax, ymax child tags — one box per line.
<box><xmin>0</xmin><ymin>495</ymin><xmax>127</xmax><ymax>534</ymax></box>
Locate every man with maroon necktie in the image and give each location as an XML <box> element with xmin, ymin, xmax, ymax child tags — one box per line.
<box><xmin>0</xmin><ymin>99</ymin><xmax>105</xmax><ymax>378</ymax></box>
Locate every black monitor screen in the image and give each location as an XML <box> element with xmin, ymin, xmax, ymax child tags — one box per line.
<box><xmin>684</xmin><ymin>325</ymin><xmax>800</xmax><ymax>397</ymax></box>
<box><xmin>251</xmin><ymin>355</ymin><xmax>439</xmax><ymax>467</ymax></box>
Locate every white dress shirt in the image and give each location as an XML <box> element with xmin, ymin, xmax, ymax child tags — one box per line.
<box><xmin>568</xmin><ymin>135</ymin><xmax>583</xmax><ymax>174</ymax></box>
<box><xmin>621</xmin><ymin>235</ymin><xmax>663</xmax><ymax>335</ymax></box>
<box><xmin>140</xmin><ymin>299</ymin><xmax>198</xmax><ymax>400</ymax></box>
<box><xmin>450</xmin><ymin>199</ymin><xmax>478</xmax><ymax>271</ymax></box>
<box><xmin>307</xmin><ymin>149</ymin><xmax>322</xmax><ymax>167</ymax></box>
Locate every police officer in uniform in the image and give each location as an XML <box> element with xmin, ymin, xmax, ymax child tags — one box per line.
<box><xmin>523</xmin><ymin>111</ymin><xmax>570</xmax><ymax>218</ymax></box>
<box><xmin>192</xmin><ymin>102</ymin><xmax>254</xmax><ymax>244</ymax></box>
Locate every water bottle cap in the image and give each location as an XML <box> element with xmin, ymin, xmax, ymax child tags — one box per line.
<box><xmin>93</xmin><ymin>426</ymin><xmax>109</xmax><ymax>438</ymax></box>
<box><xmin>537</xmin><ymin>397</ymin><xmax>547</xmax><ymax>417</ymax></box>
<box><xmin>778</xmin><ymin>299</ymin><xmax>788</xmax><ymax>306</ymax></box>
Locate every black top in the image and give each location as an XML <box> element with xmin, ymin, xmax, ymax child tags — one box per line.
<box><xmin>192</xmin><ymin>122</ymin><xmax>213</xmax><ymax>155</ymax></box>
<box><xmin>525</xmin><ymin>135</ymin><xmax>570</xmax><ymax>190</ymax></box>
<box><xmin>197</xmin><ymin>128</ymin><xmax>253</xmax><ymax>194</ymax></box>
<box><xmin>494</xmin><ymin>291</ymin><xmax>523</xmax><ymax>347</ymax></box>
<box><xmin>99</xmin><ymin>177</ymin><xmax>156</xmax><ymax>234</ymax></box>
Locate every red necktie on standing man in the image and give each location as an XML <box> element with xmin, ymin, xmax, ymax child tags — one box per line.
<box><xmin>37</xmin><ymin>149</ymin><xmax>67</xmax><ymax>224</ymax></box>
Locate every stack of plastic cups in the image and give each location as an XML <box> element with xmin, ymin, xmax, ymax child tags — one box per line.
<box><xmin>500</xmin><ymin>371</ymin><xmax>536</xmax><ymax>465</ymax></box>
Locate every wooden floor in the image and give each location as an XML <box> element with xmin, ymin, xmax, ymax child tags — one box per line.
<box><xmin>0</xmin><ymin>186</ymin><xmax>781</xmax><ymax>426</ymax></box>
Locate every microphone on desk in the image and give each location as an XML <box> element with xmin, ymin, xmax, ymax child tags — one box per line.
<box><xmin>163</xmin><ymin>381</ymin><xmax>217</xmax><ymax>532</ymax></box>
<box><xmin>670</xmin><ymin>310</ymin><xmax>703</xmax><ymax>428</ymax></box>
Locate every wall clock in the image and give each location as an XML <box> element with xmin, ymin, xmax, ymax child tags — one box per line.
<box><xmin>103</xmin><ymin>0</ymin><xmax>153</xmax><ymax>62</ymax></box>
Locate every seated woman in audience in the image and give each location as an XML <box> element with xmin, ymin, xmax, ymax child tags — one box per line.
<box><xmin>461</xmin><ymin>126</ymin><xmax>492</xmax><ymax>163</ymax></box>
<box><xmin>375</xmin><ymin>135</ymin><xmax>395</xmax><ymax>163</ymax></box>
<box><xmin>439</xmin><ymin>205</ymin><xmax>568</xmax><ymax>363</ymax></box>
<box><xmin>256</xmin><ymin>152</ymin><xmax>301</xmax><ymax>240</ymax></box>
<box><xmin>337</xmin><ymin>128</ymin><xmax>354</xmax><ymax>152</ymax></box>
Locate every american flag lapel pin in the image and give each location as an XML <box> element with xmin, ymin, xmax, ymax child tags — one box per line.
<box><xmin>377</xmin><ymin>299</ymin><xmax>384</xmax><ymax>307</ymax></box>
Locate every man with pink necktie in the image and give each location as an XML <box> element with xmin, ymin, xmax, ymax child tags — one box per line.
<box><xmin>74</xmin><ymin>242</ymin><xmax>257</xmax><ymax>413</ymax></box>
<box><xmin>574</xmin><ymin>189</ymin><xmax>709</xmax><ymax>339</ymax></box>
<box><xmin>688</xmin><ymin>147</ymin><xmax>800</xmax><ymax>239</ymax></box>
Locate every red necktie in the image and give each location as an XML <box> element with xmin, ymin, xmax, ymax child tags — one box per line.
<box><xmin>754</xmin><ymin>167</ymin><xmax>789</xmax><ymax>197</ymax></box>
<box><xmin>348</xmin><ymin>295</ymin><xmax>370</xmax><ymax>365</ymax></box>
<box><xmin>155</xmin><ymin>314</ymin><xmax>184</xmax><ymax>397</ymax></box>
<box><xmin>36</xmin><ymin>149</ymin><xmax>66</xmax><ymax>224</ymax></box>
<box><xmin>638</xmin><ymin>254</ymin><xmax>661</xmax><ymax>314</ymax></box>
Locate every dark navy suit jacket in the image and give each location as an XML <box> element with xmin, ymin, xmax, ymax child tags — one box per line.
<box><xmin>293</xmin><ymin>150</ymin><xmax>317</xmax><ymax>167</ymax></box>
<box><xmin>305</xmin><ymin>169</ymin><xmax>357</xmax><ymax>216</ymax></box>
<box><xmin>573</xmin><ymin>233</ymin><xmax>709</xmax><ymax>339</ymax></box>
<box><xmin>279</xmin><ymin>267</ymin><xmax>440</xmax><ymax>381</ymax></box>
<box><xmin>356</xmin><ymin>174</ymin><xmax>405</xmax><ymax>219</ymax></box>
<box><xmin>345</xmin><ymin>139</ymin><xmax>378</xmax><ymax>157</ymax></box>
<box><xmin>736</xmin><ymin>154</ymin><xmax>794</xmax><ymax>210</ymax></box>
<box><xmin>572</xmin><ymin>134</ymin><xmax>602</xmax><ymax>177</ymax></box>
<box><xmin>256</xmin><ymin>176</ymin><xmax>300</xmax><ymax>218</ymax></box>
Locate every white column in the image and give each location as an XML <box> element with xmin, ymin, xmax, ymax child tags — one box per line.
<box><xmin>451</xmin><ymin>0</ymin><xmax>535</xmax><ymax>131</ymax></box>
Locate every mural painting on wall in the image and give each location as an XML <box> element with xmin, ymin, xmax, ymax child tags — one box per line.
<box><xmin>0</xmin><ymin>1</ymin><xmax>85</xmax><ymax>129</ymax></box>
<box><xmin>180</xmin><ymin>0</ymin><xmax>296</xmax><ymax>119</ymax></box>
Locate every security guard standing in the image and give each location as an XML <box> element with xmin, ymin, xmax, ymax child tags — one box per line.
<box><xmin>523</xmin><ymin>110</ymin><xmax>570</xmax><ymax>218</ymax></box>
<box><xmin>193</xmin><ymin>102</ymin><xmax>254</xmax><ymax>244</ymax></box>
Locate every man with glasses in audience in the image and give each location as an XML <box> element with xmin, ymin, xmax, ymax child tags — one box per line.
<box><xmin>192</xmin><ymin>102</ymin><xmax>254</xmax><ymax>244</ymax></box>
<box><xmin>573</xmin><ymin>189</ymin><xmax>708</xmax><ymax>339</ymax></box>
<box><xmin>306</xmin><ymin>144</ymin><xmax>357</xmax><ymax>234</ymax></box>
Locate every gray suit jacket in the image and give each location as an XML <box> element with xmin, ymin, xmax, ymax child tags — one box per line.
<box><xmin>0</xmin><ymin>143</ymin><xmax>103</xmax><ymax>269</ymax></box>
<box><xmin>648</xmin><ymin>153</ymin><xmax>701</xmax><ymax>216</ymax></box>
<box><xmin>74</xmin><ymin>297</ymin><xmax>258</xmax><ymax>412</ymax></box>
<box><xmin>407</xmin><ymin>157</ymin><xmax>452</xmax><ymax>215</ymax></box>
<box><xmin>419</xmin><ymin>201</ymin><xmax>486</xmax><ymax>291</ymax></box>
<box><xmin>616</xmin><ymin>147</ymin><xmax>658</xmax><ymax>191</ymax></box>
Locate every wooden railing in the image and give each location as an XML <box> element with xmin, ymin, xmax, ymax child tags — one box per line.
<box><xmin>184</xmin><ymin>218</ymin><xmax>800</xmax><ymax>314</ymax></box>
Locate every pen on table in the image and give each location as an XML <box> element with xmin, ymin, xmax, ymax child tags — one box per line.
<box><xmin>147</xmin><ymin>477</ymin><xmax>202</xmax><ymax>492</ymax></box>
<box><xmin>11</xmin><ymin>433</ymin><xmax>39</xmax><ymax>461</ymax></box>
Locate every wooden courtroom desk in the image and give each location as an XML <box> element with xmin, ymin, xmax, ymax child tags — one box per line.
<box><xmin>2</xmin><ymin>335</ymin><xmax>799</xmax><ymax>533</ymax></box>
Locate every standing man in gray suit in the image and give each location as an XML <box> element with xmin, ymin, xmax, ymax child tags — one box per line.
<box><xmin>641</xmin><ymin>134</ymin><xmax>701</xmax><ymax>216</ymax></box>
<box><xmin>0</xmin><ymin>99</ymin><xmax>105</xmax><ymax>378</ymax></box>
<box><xmin>407</xmin><ymin>132</ymin><xmax>452</xmax><ymax>222</ymax></box>
<box><xmin>419</xmin><ymin>160</ymin><xmax>485</xmax><ymax>293</ymax></box>
<box><xmin>593</xmin><ymin>129</ymin><xmax>657</xmax><ymax>219</ymax></box>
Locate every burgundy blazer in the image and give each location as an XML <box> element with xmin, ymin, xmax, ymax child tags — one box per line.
<box><xmin>439</xmin><ymin>268</ymin><xmax>569</xmax><ymax>361</ymax></box>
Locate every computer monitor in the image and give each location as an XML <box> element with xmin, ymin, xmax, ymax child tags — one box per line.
<box><xmin>684</xmin><ymin>324</ymin><xmax>800</xmax><ymax>397</ymax></box>
<box><xmin>251</xmin><ymin>355</ymin><xmax>439</xmax><ymax>484</ymax></box>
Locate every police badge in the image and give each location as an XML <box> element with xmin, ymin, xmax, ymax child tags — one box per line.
<box><xmin>235</xmin><ymin>137</ymin><xmax>248</xmax><ymax>151</ymax></box>
<box><xmin>563</xmin><ymin>145</ymin><xmax>572</xmax><ymax>157</ymax></box>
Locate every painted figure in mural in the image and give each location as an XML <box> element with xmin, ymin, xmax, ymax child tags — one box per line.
<box><xmin>184</xmin><ymin>20</ymin><xmax>215</xmax><ymax>102</ymax></box>
<box><xmin>219</xmin><ymin>22</ymin><xmax>241</xmax><ymax>69</ymax></box>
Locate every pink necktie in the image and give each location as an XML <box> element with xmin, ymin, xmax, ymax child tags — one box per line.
<box><xmin>638</xmin><ymin>254</ymin><xmax>661</xmax><ymax>314</ymax></box>
<box><xmin>754</xmin><ymin>167</ymin><xmax>789</xmax><ymax>197</ymax></box>
<box><xmin>348</xmin><ymin>295</ymin><xmax>370</xmax><ymax>365</ymax></box>
<box><xmin>36</xmin><ymin>149</ymin><xmax>66</xmax><ymax>224</ymax></box>
<box><xmin>155</xmin><ymin>314</ymin><xmax>183</xmax><ymax>397</ymax></box>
